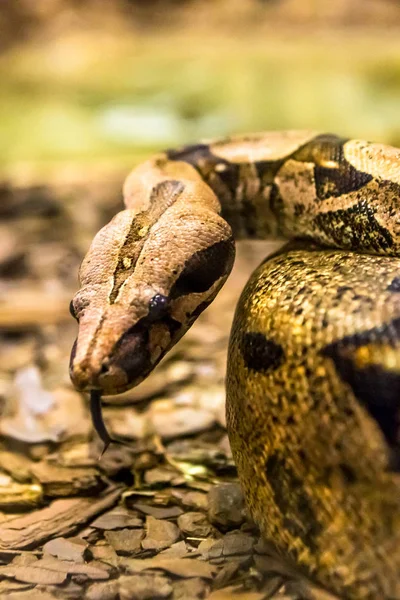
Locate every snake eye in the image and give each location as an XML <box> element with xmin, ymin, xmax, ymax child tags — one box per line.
<box><xmin>147</xmin><ymin>294</ymin><xmax>169</xmax><ymax>322</ymax></box>
<box><xmin>171</xmin><ymin>238</ymin><xmax>235</xmax><ymax>298</ymax></box>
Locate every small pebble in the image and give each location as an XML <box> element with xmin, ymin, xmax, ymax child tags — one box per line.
<box><xmin>207</xmin><ymin>483</ymin><xmax>246</xmax><ymax>530</ymax></box>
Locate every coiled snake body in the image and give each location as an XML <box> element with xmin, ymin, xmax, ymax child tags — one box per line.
<box><xmin>69</xmin><ymin>132</ymin><xmax>400</xmax><ymax>599</ymax></box>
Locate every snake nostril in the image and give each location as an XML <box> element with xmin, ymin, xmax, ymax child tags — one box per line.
<box><xmin>100</xmin><ymin>364</ymin><xmax>110</xmax><ymax>375</ymax></box>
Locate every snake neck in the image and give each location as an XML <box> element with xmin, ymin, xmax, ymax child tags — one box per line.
<box><xmin>155</xmin><ymin>131</ymin><xmax>400</xmax><ymax>255</ymax></box>
<box><xmin>164</xmin><ymin>131</ymin><xmax>321</xmax><ymax>240</ymax></box>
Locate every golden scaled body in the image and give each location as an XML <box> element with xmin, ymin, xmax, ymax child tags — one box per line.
<box><xmin>69</xmin><ymin>132</ymin><xmax>400</xmax><ymax>599</ymax></box>
<box><xmin>227</xmin><ymin>244</ymin><xmax>400</xmax><ymax>598</ymax></box>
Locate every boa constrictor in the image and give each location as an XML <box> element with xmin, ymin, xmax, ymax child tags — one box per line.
<box><xmin>69</xmin><ymin>131</ymin><xmax>400</xmax><ymax>599</ymax></box>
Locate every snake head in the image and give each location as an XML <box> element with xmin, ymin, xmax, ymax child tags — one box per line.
<box><xmin>69</xmin><ymin>184</ymin><xmax>234</xmax><ymax>396</ymax></box>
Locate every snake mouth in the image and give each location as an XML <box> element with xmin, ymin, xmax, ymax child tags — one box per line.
<box><xmin>70</xmin><ymin>323</ymin><xmax>152</xmax><ymax>395</ymax></box>
<box><xmin>101</xmin><ymin>323</ymin><xmax>152</xmax><ymax>390</ymax></box>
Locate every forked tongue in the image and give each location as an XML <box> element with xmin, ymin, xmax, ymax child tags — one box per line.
<box><xmin>89</xmin><ymin>389</ymin><xmax>131</xmax><ymax>458</ymax></box>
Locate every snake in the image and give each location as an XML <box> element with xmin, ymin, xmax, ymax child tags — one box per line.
<box><xmin>69</xmin><ymin>131</ymin><xmax>400</xmax><ymax>599</ymax></box>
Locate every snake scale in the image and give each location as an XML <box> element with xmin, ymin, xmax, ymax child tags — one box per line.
<box><xmin>69</xmin><ymin>131</ymin><xmax>400</xmax><ymax>599</ymax></box>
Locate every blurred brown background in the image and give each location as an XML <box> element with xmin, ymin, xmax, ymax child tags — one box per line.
<box><xmin>1</xmin><ymin>0</ymin><xmax>400</xmax><ymax>170</ymax></box>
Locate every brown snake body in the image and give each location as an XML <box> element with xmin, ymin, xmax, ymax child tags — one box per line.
<box><xmin>69</xmin><ymin>132</ymin><xmax>400</xmax><ymax>599</ymax></box>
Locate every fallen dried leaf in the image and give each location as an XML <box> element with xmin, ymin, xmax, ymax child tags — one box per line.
<box><xmin>86</xmin><ymin>580</ymin><xmax>119</xmax><ymax>600</ymax></box>
<box><xmin>0</xmin><ymin>485</ymin><xmax>123</xmax><ymax>550</ymax></box>
<box><xmin>159</xmin><ymin>540</ymin><xmax>188</xmax><ymax>558</ymax></box>
<box><xmin>1</xmin><ymin>372</ymin><xmax>88</xmax><ymax>444</ymax></box>
<box><xmin>141</xmin><ymin>516</ymin><xmax>180</xmax><ymax>552</ymax></box>
<box><xmin>120</xmin><ymin>555</ymin><xmax>217</xmax><ymax>579</ymax></box>
<box><xmin>0</xmin><ymin>579</ymin><xmax>35</xmax><ymax>595</ymax></box>
<box><xmin>144</xmin><ymin>467</ymin><xmax>177</xmax><ymax>486</ymax></box>
<box><xmin>42</xmin><ymin>536</ymin><xmax>89</xmax><ymax>563</ymax></box>
<box><xmin>172</xmin><ymin>577</ymin><xmax>209</xmax><ymax>600</ymax></box>
<box><xmin>171</xmin><ymin>489</ymin><xmax>208</xmax><ymax>511</ymax></box>
<box><xmin>90</xmin><ymin>543</ymin><xmax>119</xmax><ymax>567</ymax></box>
<box><xmin>31</xmin><ymin>462</ymin><xmax>103</xmax><ymax>497</ymax></box>
<box><xmin>149</xmin><ymin>400</ymin><xmax>215</xmax><ymax>440</ymax></box>
<box><xmin>177</xmin><ymin>512</ymin><xmax>213</xmax><ymax>538</ymax></box>
<box><xmin>10</xmin><ymin>592</ymin><xmax>59</xmax><ymax>600</ymax></box>
<box><xmin>119</xmin><ymin>574</ymin><xmax>172</xmax><ymax>600</ymax></box>
<box><xmin>34</xmin><ymin>555</ymin><xmax>109</xmax><ymax>580</ymax></box>
<box><xmin>133</xmin><ymin>502</ymin><xmax>183</xmax><ymax>520</ymax></box>
<box><xmin>0</xmin><ymin>563</ymin><xmax>67</xmax><ymax>585</ymax></box>
<box><xmin>104</xmin><ymin>529</ymin><xmax>144</xmax><ymax>556</ymax></box>
<box><xmin>207</xmin><ymin>532</ymin><xmax>255</xmax><ymax>559</ymax></box>
<box><xmin>207</xmin><ymin>586</ymin><xmax>266</xmax><ymax>600</ymax></box>
<box><xmin>213</xmin><ymin>560</ymin><xmax>242</xmax><ymax>589</ymax></box>
<box><xmin>91</xmin><ymin>507</ymin><xmax>143</xmax><ymax>530</ymax></box>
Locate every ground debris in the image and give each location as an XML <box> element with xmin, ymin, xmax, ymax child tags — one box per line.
<box><xmin>132</xmin><ymin>502</ymin><xmax>183</xmax><ymax>520</ymax></box>
<box><xmin>120</xmin><ymin>555</ymin><xmax>217</xmax><ymax>579</ymax></box>
<box><xmin>0</xmin><ymin>451</ymin><xmax>34</xmax><ymax>483</ymax></box>
<box><xmin>91</xmin><ymin>507</ymin><xmax>143</xmax><ymax>531</ymax></box>
<box><xmin>0</xmin><ymin>485</ymin><xmax>123</xmax><ymax>550</ymax></box>
<box><xmin>104</xmin><ymin>529</ymin><xmax>144</xmax><ymax>556</ymax></box>
<box><xmin>207</xmin><ymin>483</ymin><xmax>246</xmax><ymax>530</ymax></box>
<box><xmin>172</xmin><ymin>577</ymin><xmax>210</xmax><ymax>600</ymax></box>
<box><xmin>205</xmin><ymin>531</ymin><xmax>255</xmax><ymax>560</ymax></box>
<box><xmin>207</xmin><ymin>587</ymin><xmax>267</xmax><ymax>600</ymax></box>
<box><xmin>30</xmin><ymin>555</ymin><xmax>109</xmax><ymax>579</ymax></box>
<box><xmin>171</xmin><ymin>489</ymin><xmax>208</xmax><ymax>511</ymax></box>
<box><xmin>6</xmin><ymin>591</ymin><xmax>59</xmax><ymax>600</ymax></box>
<box><xmin>0</xmin><ymin>475</ymin><xmax>43</xmax><ymax>510</ymax></box>
<box><xmin>42</xmin><ymin>536</ymin><xmax>89</xmax><ymax>563</ymax></box>
<box><xmin>0</xmin><ymin>580</ymin><xmax>35</xmax><ymax>596</ymax></box>
<box><xmin>212</xmin><ymin>560</ymin><xmax>243</xmax><ymax>589</ymax></box>
<box><xmin>119</xmin><ymin>573</ymin><xmax>172</xmax><ymax>599</ymax></box>
<box><xmin>149</xmin><ymin>400</ymin><xmax>216</xmax><ymax>440</ymax></box>
<box><xmin>1</xmin><ymin>370</ymin><xmax>89</xmax><ymax>445</ymax></box>
<box><xmin>30</xmin><ymin>462</ymin><xmax>104</xmax><ymax>497</ymax></box>
<box><xmin>141</xmin><ymin>516</ymin><xmax>180</xmax><ymax>551</ymax></box>
<box><xmin>159</xmin><ymin>540</ymin><xmax>188</xmax><ymax>558</ymax></box>
<box><xmin>86</xmin><ymin>580</ymin><xmax>119</xmax><ymax>600</ymax></box>
<box><xmin>144</xmin><ymin>466</ymin><xmax>179</xmax><ymax>486</ymax></box>
<box><xmin>178</xmin><ymin>511</ymin><xmax>214</xmax><ymax>538</ymax></box>
<box><xmin>90</xmin><ymin>543</ymin><xmax>119</xmax><ymax>567</ymax></box>
<box><xmin>0</xmin><ymin>558</ymin><xmax>68</xmax><ymax>585</ymax></box>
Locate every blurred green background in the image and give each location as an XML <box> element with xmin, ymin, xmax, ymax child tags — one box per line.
<box><xmin>1</xmin><ymin>0</ymin><xmax>400</xmax><ymax>172</ymax></box>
